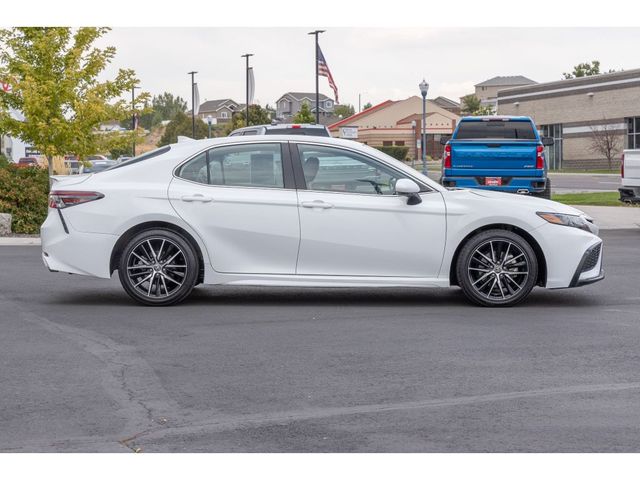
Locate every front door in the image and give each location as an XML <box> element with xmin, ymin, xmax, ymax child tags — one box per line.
<box><xmin>293</xmin><ymin>143</ymin><xmax>447</xmax><ymax>278</ymax></box>
<box><xmin>168</xmin><ymin>142</ymin><xmax>299</xmax><ymax>274</ymax></box>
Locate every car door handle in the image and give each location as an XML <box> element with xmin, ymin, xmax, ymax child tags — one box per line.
<box><xmin>181</xmin><ymin>194</ymin><xmax>213</xmax><ymax>203</ymax></box>
<box><xmin>301</xmin><ymin>200</ymin><xmax>334</xmax><ymax>209</ymax></box>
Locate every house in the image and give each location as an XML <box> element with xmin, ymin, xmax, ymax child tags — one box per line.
<box><xmin>194</xmin><ymin>99</ymin><xmax>242</xmax><ymax>123</ymax></box>
<box><xmin>432</xmin><ymin>96</ymin><xmax>461</xmax><ymax>116</ymax></box>
<box><xmin>328</xmin><ymin>96</ymin><xmax>460</xmax><ymax>161</ymax></box>
<box><xmin>465</xmin><ymin>76</ymin><xmax>537</xmax><ymax>109</ymax></box>
<box><xmin>276</xmin><ymin>92</ymin><xmax>335</xmax><ymax>121</ymax></box>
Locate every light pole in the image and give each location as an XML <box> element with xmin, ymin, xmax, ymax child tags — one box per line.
<box><xmin>308</xmin><ymin>30</ymin><xmax>325</xmax><ymax>124</ymax></box>
<box><xmin>188</xmin><ymin>71</ymin><xmax>197</xmax><ymax>138</ymax></box>
<box><xmin>419</xmin><ymin>79</ymin><xmax>429</xmax><ymax>175</ymax></box>
<box><xmin>411</xmin><ymin>119</ymin><xmax>417</xmax><ymax>169</ymax></box>
<box><xmin>241</xmin><ymin>54</ymin><xmax>254</xmax><ymax>127</ymax></box>
<box><xmin>131</xmin><ymin>85</ymin><xmax>140</xmax><ymax>157</ymax></box>
<box><xmin>206</xmin><ymin>115</ymin><xmax>213</xmax><ymax>138</ymax></box>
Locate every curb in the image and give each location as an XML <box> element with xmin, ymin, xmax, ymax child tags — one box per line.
<box><xmin>0</xmin><ymin>237</ymin><xmax>41</xmax><ymax>246</ymax></box>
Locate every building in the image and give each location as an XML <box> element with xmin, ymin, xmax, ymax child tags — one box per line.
<box><xmin>497</xmin><ymin>69</ymin><xmax>640</xmax><ymax>169</ymax></box>
<box><xmin>466</xmin><ymin>76</ymin><xmax>537</xmax><ymax>109</ymax></box>
<box><xmin>432</xmin><ymin>96</ymin><xmax>462</xmax><ymax>116</ymax></box>
<box><xmin>328</xmin><ymin>96</ymin><xmax>460</xmax><ymax>161</ymax></box>
<box><xmin>194</xmin><ymin>99</ymin><xmax>242</xmax><ymax>123</ymax></box>
<box><xmin>276</xmin><ymin>92</ymin><xmax>335</xmax><ymax>121</ymax></box>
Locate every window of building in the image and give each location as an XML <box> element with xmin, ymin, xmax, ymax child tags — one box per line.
<box><xmin>220</xmin><ymin>111</ymin><xmax>229</xmax><ymax>119</ymax></box>
<box><xmin>177</xmin><ymin>144</ymin><xmax>284</xmax><ymax>189</ymax></box>
<box><xmin>627</xmin><ymin>117</ymin><xmax>640</xmax><ymax>149</ymax></box>
<box><xmin>540</xmin><ymin>124</ymin><xmax>563</xmax><ymax>170</ymax></box>
<box><xmin>395</xmin><ymin>141</ymin><xmax>405</xmax><ymax>146</ymax></box>
<box><xmin>296</xmin><ymin>144</ymin><xmax>414</xmax><ymax>195</ymax></box>
<box><xmin>382</xmin><ymin>141</ymin><xmax>393</xmax><ymax>147</ymax></box>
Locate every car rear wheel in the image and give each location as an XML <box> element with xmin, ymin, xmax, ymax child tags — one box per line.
<box><xmin>118</xmin><ymin>229</ymin><xmax>199</xmax><ymax>306</ymax></box>
<box><xmin>456</xmin><ymin>229</ymin><xmax>538</xmax><ymax>307</ymax></box>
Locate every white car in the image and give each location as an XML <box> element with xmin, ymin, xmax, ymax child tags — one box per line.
<box><xmin>42</xmin><ymin>136</ymin><xmax>604</xmax><ymax>307</ymax></box>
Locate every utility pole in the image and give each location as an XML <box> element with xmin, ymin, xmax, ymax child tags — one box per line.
<box><xmin>358</xmin><ymin>93</ymin><xmax>361</xmax><ymax>113</ymax></box>
<box><xmin>131</xmin><ymin>85</ymin><xmax>140</xmax><ymax>157</ymax></box>
<box><xmin>241</xmin><ymin>54</ymin><xmax>254</xmax><ymax>127</ymax></box>
<box><xmin>188</xmin><ymin>71</ymin><xmax>197</xmax><ymax>138</ymax></box>
<box><xmin>308</xmin><ymin>30</ymin><xmax>325</xmax><ymax>124</ymax></box>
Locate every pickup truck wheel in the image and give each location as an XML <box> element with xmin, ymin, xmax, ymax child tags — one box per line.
<box><xmin>456</xmin><ymin>229</ymin><xmax>538</xmax><ymax>307</ymax></box>
<box><xmin>535</xmin><ymin>178</ymin><xmax>551</xmax><ymax>199</ymax></box>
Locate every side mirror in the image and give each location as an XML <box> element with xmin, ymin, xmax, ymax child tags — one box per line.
<box><xmin>439</xmin><ymin>136</ymin><xmax>450</xmax><ymax>146</ymax></box>
<box><xmin>396</xmin><ymin>178</ymin><xmax>422</xmax><ymax>205</ymax></box>
<box><xmin>542</xmin><ymin>136</ymin><xmax>554</xmax><ymax>146</ymax></box>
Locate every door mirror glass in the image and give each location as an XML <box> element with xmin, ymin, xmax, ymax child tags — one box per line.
<box><xmin>542</xmin><ymin>136</ymin><xmax>555</xmax><ymax>146</ymax></box>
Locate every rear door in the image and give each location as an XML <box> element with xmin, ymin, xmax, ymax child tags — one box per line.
<box><xmin>450</xmin><ymin>119</ymin><xmax>540</xmax><ymax>177</ymax></box>
<box><xmin>168</xmin><ymin>142</ymin><xmax>300</xmax><ymax>274</ymax></box>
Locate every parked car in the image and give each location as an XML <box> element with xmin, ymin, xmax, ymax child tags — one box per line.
<box><xmin>229</xmin><ymin>123</ymin><xmax>330</xmax><ymax>137</ymax></box>
<box><xmin>42</xmin><ymin>136</ymin><xmax>603</xmax><ymax>307</ymax></box>
<box><xmin>619</xmin><ymin>149</ymin><xmax>640</xmax><ymax>203</ymax></box>
<box><xmin>17</xmin><ymin>157</ymin><xmax>40</xmax><ymax>168</ymax></box>
<box><xmin>64</xmin><ymin>156</ymin><xmax>80</xmax><ymax>174</ymax></box>
<box><xmin>440</xmin><ymin>116</ymin><xmax>554</xmax><ymax>199</ymax></box>
<box><xmin>116</xmin><ymin>156</ymin><xmax>132</xmax><ymax>164</ymax></box>
<box><xmin>79</xmin><ymin>159</ymin><xmax>117</xmax><ymax>173</ymax></box>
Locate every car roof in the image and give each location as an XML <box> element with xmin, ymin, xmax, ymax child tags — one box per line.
<box><xmin>460</xmin><ymin>115</ymin><xmax>533</xmax><ymax>122</ymax></box>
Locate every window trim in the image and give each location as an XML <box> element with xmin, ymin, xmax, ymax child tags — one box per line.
<box><xmin>173</xmin><ymin>141</ymin><xmax>295</xmax><ymax>190</ymax></box>
<box><xmin>289</xmin><ymin>141</ymin><xmax>433</xmax><ymax>196</ymax></box>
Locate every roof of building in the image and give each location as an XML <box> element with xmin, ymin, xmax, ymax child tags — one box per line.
<box><xmin>198</xmin><ymin>99</ymin><xmax>240</xmax><ymax>112</ymax></box>
<box><xmin>432</xmin><ymin>96</ymin><xmax>460</xmax><ymax>108</ymax></box>
<box><xmin>278</xmin><ymin>92</ymin><xmax>332</xmax><ymax>102</ymax></box>
<box><xmin>328</xmin><ymin>100</ymin><xmax>397</xmax><ymax>130</ymax></box>
<box><xmin>475</xmin><ymin>76</ymin><xmax>537</xmax><ymax>87</ymax></box>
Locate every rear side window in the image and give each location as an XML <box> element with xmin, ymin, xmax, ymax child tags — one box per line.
<box><xmin>455</xmin><ymin>121</ymin><xmax>536</xmax><ymax>140</ymax></box>
<box><xmin>177</xmin><ymin>143</ymin><xmax>284</xmax><ymax>189</ymax></box>
<box><xmin>265</xmin><ymin>128</ymin><xmax>329</xmax><ymax>137</ymax></box>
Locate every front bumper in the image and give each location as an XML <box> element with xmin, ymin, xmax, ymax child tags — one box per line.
<box><xmin>569</xmin><ymin>241</ymin><xmax>605</xmax><ymax>287</ymax></box>
<box><xmin>41</xmin><ymin>209</ymin><xmax>117</xmax><ymax>279</ymax></box>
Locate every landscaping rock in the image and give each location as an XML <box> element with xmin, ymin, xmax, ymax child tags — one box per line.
<box><xmin>0</xmin><ymin>213</ymin><xmax>11</xmax><ymax>236</ymax></box>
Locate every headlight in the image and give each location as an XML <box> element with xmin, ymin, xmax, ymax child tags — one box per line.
<box><xmin>537</xmin><ymin>212</ymin><xmax>594</xmax><ymax>232</ymax></box>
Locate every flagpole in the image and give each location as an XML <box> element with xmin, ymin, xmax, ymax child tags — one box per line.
<box><xmin>308</xmin><ymin>30</ymin><xmax>325</xmax><ymax>124</ymax></box>
<box><xmin>241</xmin><ymin>54</ymin><xmax>254</xmax><ymax>127</ymax></box>
<box><xmin>188</xmin><ymin>71</ymin><xmax>197</xmax><ymax>138</ymax></box>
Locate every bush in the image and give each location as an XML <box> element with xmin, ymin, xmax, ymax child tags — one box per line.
<box><xmin>374</xmin><ymin>146</ymin><xmax>409</xmax><ymax>161</ymax></box>
<box><xmin>0</xmin><ymin>163</ymin><xmax>49</xmax><ymax>234</ymax></box>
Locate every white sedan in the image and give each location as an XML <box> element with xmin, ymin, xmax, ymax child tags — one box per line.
<box><xmin>42</xmin><ymin>136</ymin><xmax>604</xmax><ymax>307</ymax></box>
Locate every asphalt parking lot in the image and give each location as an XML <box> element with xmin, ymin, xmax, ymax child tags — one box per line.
<box><xmin>1</xmin><ymin>229</ymin><xmax>639</xmax><ymax>452</ymax></box>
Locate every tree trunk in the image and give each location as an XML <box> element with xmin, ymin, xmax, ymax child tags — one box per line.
<box><xmin>47</xmin><ymin>155</ymin><xmax>54</xmax><ymax>189</ymax></box>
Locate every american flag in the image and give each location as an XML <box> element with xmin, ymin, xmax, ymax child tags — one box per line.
<box><xmin>317</xmin><ymin>45</ymin><xmax>338</xmax><ymax>103</ymax></box>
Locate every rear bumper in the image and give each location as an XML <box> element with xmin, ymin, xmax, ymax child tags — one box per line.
<box><xmin>619</xmin><ymin>187</ymin><xmax>640</xmax><ymax>203</ymax></box>
<box><xmin>442</xmin><ymin>174</ymin><xmax>546</xmax><ymax>193</ymax></box>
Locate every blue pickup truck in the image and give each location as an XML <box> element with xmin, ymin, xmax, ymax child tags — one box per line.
<box><xmin>440</xmin><ymin>116</ymin><xmax>554</xmax><ymax>199</ymax></box>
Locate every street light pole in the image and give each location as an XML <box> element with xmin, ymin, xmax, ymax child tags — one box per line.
<box><xmin>188</xmin><ymin>71</ymin><xmax>197</xmax><ymax>138</ymax></box>
<box><xmin>308</xmin><ymin>30</ymin><xmax>325</xmax><ymax>124</ymax></box>
<box><xmin>411</xmin><ymin>120</ymin><xmax>417</xmax><ymax>169</ymax></box>
<box><xmin>241</xmin><ymin>54</ymin><xmax>254</xmax><ymax>127</ymax></box>
<box><xmin>206</xmin><ymin>115</ymin><xmax>212</xmax><ymax>138</ymax></box>
<box><xmin>131</xmin><ymin>85</ymin><xmax>140</xmax><ymax>157</ymax></box>
<box><xmin>419</xmin><ymin>79</ymin><xmax>429</xmax><ymax>175</ymax></box>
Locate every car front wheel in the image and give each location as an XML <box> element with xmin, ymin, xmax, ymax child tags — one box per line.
<box><xmin>118</xmin><ymin>229</ymin><xmax>199</xmax><ymax>306</ymax></box>
<box><xmin>456</xmin><ymin>229</ymin><xmax>538</xmax><ymax>307</ymax></box>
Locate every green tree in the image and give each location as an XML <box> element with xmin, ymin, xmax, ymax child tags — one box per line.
<box><xmin>362</xmin><ymin>102</ymin><xmax>373</xmax><ymax>110</ymax></box>
<box><xmin>158</xmin><ymin>111</ymin><xmax>208</xmax><ymax>146</ymax></box>
<box><xmin>223</xmin><ymin>105</ymin><xmax>273</xmax><ymax>135</ymax></box>
<box><xmin>563</xmin><ymin>60</ymin><xmax>601</xmax><ymax>79</ymax></box>
<box><xmin>293</xmin><ymin>102</ymin><xmax>316</xmax><ymax>123</ymax></box>
<box><xmin>0</xmin><ymin>27</ymin><xmax>148</xmax><ymax>182</ymax></box>
<box><xmin>334</xmin><ymin>104</ymin><xmax>355</xmax><ymax>118</ymax></box>
<box><xmin>460</xmin><ymin>94</ymin><xmax>494</xmax><ymax>116</ymax></box>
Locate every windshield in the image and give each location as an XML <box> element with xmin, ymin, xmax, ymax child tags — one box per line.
<box><xmin>455</xmin><ymin>120</ymin><xmax>537</xmax><ymax>140</ymax></box>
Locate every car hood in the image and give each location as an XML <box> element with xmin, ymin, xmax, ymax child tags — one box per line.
<box><xmin>444</xmin><ymin>188</ymin><xmax>590</xmax><ymax>218</ymax></box>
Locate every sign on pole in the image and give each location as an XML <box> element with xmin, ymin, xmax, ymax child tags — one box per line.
<box><xmin>193</xmin><ymin>83</ymin><xmax>200</xmax><ymax>115</ymax></box>
<box><xmin>248</xmin><ymin>67</ymin><xmax>255</xmax><ymax>106</ymax></box>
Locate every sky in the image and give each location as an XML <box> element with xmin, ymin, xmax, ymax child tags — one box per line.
<box><xmin>99</xmin><ymin>27</ymin><xmax>640</xmax><ymax>110</ymax></box>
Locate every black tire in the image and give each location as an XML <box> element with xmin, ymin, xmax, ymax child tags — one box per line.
<box><xmin>456</xmin><ymin>229</ymin><xmax>538</xmax><ymax>307</ymax></box>
<box><xmin>118</xmin><ymin>228</ymin><xmax>199</xmax><ymax>306</ymax></box>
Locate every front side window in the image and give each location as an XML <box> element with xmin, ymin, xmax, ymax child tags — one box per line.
<box><xmin>297</xmin><ymin>144</ymin><xmax>413</xmax><ymax>195</ymax></box>
<box><xmin>178</xmin><ymin>143</ymin><xmax>284</xmax><ymax>189</ymax></box>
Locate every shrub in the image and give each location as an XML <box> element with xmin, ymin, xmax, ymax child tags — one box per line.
<box><xmin>0</xmin><ymin>163</ymin><xmax>49</xmax><ymax>234</ymax></box>
<box><xmin>374</xmin><ymin>146</ymin><xmax>409</xmax><ymax>161</ymax></box>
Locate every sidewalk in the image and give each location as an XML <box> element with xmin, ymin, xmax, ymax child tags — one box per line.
<box><xmin>0</xmin><ymin>236</ymin><xmax>41</xmax><ymax>246</ymax></box>
<box><xmin>573</xmin><ymin>205</ymin><xmax>640</xmax><ymax>230</ymax></box>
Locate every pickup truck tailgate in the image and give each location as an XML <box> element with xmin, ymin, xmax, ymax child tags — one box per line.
<box><xmin>450</xmin><ymin>141</ymin><xmax>541</xmax><ymax>177</ymax></box>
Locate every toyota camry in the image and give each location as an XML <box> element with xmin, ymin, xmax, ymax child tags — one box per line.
<box><xmin>41</xmin><ymin>136</ymin><xmax>604</xmax><ymax>307</ymax></box>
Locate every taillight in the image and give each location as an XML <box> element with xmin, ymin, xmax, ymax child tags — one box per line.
<box><xmin>621</xmin><ymin>153</ymin><xmax>625</xmax><ymax>178</ymax></box>
<box><xmin>536</xmin><ymin>145</ymin><xmax>545</xmax><ymax>169</ymax></box>
<box><xmin>444</xmin><ymin>144</ymin><xmax>452</xmax><ymax>169</ymax></box>
<box><xmin>291</xmin><ymin>124</ymin><xmax>301</xmax><ymax>129</ymax></box>
<box><xmin>49</xmin><ymin>191</ymin><xmax>104</xmax><ymax>209</ymax></box>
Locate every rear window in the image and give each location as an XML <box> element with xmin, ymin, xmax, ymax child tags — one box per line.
<box><xmin>455</xmin><ymin>120</ymin><xmax>536</xmax><ymax>140</ymax></box>
<box><xmin>265</xmin><ymin>128</ymin><xmax>329</xmax><ymax>137</ymax></box>
<box><xmin>106</xmin><ymin>146</ymin><xmax>171</xmax><ymax>171</ymax></box>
